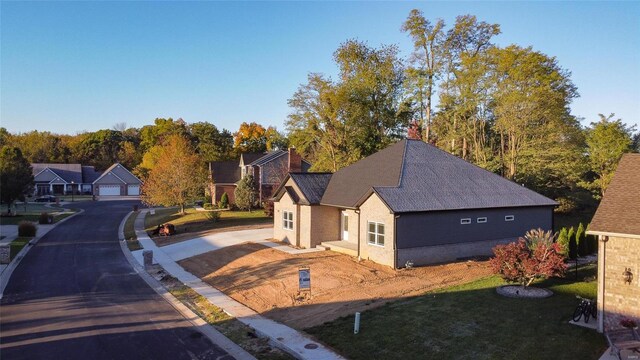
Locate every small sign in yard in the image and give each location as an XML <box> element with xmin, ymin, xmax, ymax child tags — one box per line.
<box><xmin>299</xmin><ymin>267</ymin><xmax>311</xmax><ymax>291</ymax></box>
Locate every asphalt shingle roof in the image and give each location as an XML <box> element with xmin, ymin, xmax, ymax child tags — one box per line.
<box><xmin>250</xmin><ymin>150</ymin><xmax>286</xmax><ymax>166</ymax></box>
<box><xmin>32</xmin><ymin>163</ymin><xmax>83</xmax><ymax>183</ymax></box>
<box><xmin>210</xmin><ymin>161</ymin><xmax>241</xmax><ymax>184</ymax></box>
<box><xmin>588</xmin><ymin>153</ymin><xmax>640</xmax><ymax>236</ymax></box>
<box><xmin>289</xmin><ymin>173</ymin><xmax>333</xmax><ymax>204</ymax></box>
<box><xmin>320</xmin><ymin>139</ymin><xmax>556</xmax><ymax>212</ymax></box>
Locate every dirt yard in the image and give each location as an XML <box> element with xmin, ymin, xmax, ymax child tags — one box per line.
<box><xmin>179</xmin><ymin>243</ymin><xmax>492</xmax><ymax>330</ymax></box>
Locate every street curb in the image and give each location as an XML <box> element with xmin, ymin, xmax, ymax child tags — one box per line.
<box><xmin>0</xmin><ymin>208</ymin><xmax>85</xmax><ymax>299</ymax></box>
<box><xmin>117</xmin><ymin>211</ymin><xmax>256</xmax><ymax>360</ymax></box>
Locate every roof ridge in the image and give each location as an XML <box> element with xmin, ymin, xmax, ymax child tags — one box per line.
<box><xmin>397</xmin><ymin>139</ymin><xmax>409</xmax><ymax>187</ymax></box>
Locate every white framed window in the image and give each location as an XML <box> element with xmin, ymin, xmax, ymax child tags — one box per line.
<box><xmin>460</xmin><ymin>218</ymin><xmax>472</xmax><ymax>225</ymax></box>
<box><xmin>283</xmin><ymin>211</ymin><xmax>293</xmax><ymax>230</ymax></box>
<box><xmin>505</xmin><ymin>215</ymin><xmax>515</xmax><ymax>222</ymax></box>
<box><xmin>477</xmin><ymin>217</ymin><xmax>488</xmax><ymax>223</ymax></box>
<box><xmin>367</xmin><ymin>221</ymin><xmax>385</xmax><ymax>246</ymax></box>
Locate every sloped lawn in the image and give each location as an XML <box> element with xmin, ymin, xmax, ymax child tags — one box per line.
<box><xmin>306</xmin><ymin>264</ymin><xmax>605</xmax><ymax>360</ymax></box>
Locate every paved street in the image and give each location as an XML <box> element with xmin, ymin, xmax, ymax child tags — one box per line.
<box><xmin>0</xmin><ymin>200</ymin><xmax>232</xmax><ymax>360</ymax></box>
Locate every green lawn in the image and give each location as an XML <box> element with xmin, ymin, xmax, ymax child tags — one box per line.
<box><xmin>0</xmin><ymin>204</ymin><xmax>77</xmax><ymax>225</ymax></box>
<box><xmin>306</xmin><ymin>265</ymin><xmax>606</xmax><ymax>360</ymax></box>
<box><xmin>145</xmin><ymin>207</ymin><xmax>270</xmax><ymax>235</ymax></box>
<box><xmin>10</xmin><ymin>237</ymin><xmax>33</xmax><ymax>259</ymax></box>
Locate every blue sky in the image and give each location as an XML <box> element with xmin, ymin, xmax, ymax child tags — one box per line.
<box><xmin>1</xmin><ymin>1</ymin><xmax>639</xmax><ymax>135</ymax></box>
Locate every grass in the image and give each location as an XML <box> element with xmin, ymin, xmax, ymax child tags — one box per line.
<box><xmin>306</xmin><ymin>264</ymin><xmax>606</xmax><ymax>360</ymax></box>
<box><xmin>10</xmin><ymin>237</ymin><xmax>33</xmax><ymax>259</ymax></box>
<box><xmin>124</xmin><ymin>211</ymin><xmax>141</xmax><ymax>251</ymax></box>
<box><xmin>0</xmin><ymin>203</ymin><xmax>78</xmax><ymax>225</ymax></box>
<box><xmin>145</xmin><ymin>207</ymin><xmax>270</xmax><ymax>235</ymax></box>
<box><xmin>163</xmin><ymin>275</ymin><xmax>293</xmax><ymax>360</ymax></box>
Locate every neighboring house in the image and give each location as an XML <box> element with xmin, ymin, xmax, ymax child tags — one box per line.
<box><xmin>209</xmin><ymin>148</ymin><xmax>311</xmax><ymax>204</ymax></box>
<box><xmin>92</xmin><ymin>163</ymin><xmax>142</xmax><ymax>196</ymax></box>
<box><xmin>587</xmin><ymin>153</ymin><xmax>640</xmax><ymax>333</ymax></box>
<box><xmin>32</xmin><ymin>163</ymin><xmax>101</xmax><ymax>196</ymax></box>
<box><xmin>272</xmin><ymin>139</ymin><xmax>557</xmax><ymax>268</ymax></box>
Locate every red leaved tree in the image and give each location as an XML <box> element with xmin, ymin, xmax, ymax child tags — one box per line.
<box><xmin>490</xmin><ymin>229</ymin><xmax>567</xmax><ymax>287</ymax></box>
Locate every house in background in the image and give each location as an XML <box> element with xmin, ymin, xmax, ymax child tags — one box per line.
<box><xmin>92</xmin><ymin>163</ymin><xmax>142</xmax><ymax>196</ymax></box>
<box><xmin>32</xmin><ymin>163</ymin><xmax>101</xmax><ymax>195</ymax></box>
<box><xmin>587</xmin><ymin>153</ymin><xmax>640</xmax><ymax>333</ymax></box>
<box><xmin>209</xmin><ymin>148</ymin><xmax>311</xmax><ymax>204</ymax></box>
<box><xmin>272</xmin><ymin>139</ymin><xmax>557</xmax><ymax>268</ymax></box>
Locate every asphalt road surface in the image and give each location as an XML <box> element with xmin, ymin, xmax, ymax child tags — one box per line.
<box><xmin>0</xmin><ymin>200</ymin><xmax>233</xmax><ymax>360</ymax></box>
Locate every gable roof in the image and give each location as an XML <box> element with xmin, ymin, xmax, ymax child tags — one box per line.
<box><xmin>250</xmin><ymin>150</ymin><xmax>287</xmax><ymax>166</ymax></box>
<box><xmin>93</xmin><ymin>163</ymin><xmax>141</xmax><ymax>185</ymax></box>
<box><xmin>321</xmin><ymin>139</ymin><xmax>557</xmax><ymax>212</ymax></box>
<box><xmin>240</xmin><ymin>153</ymin><xmax>265</xmax><ymax>166</ymax></box>
<box><xmin>32</xmin><ymin>163</ymin><xmax>83</xmax><ymax>183</ymax></box>
<box><xmin>289</xmin><ymin>173</ymin><xmax>333</xmax><ymax>204</ymax></box>
<box><xmin>588</xmin><ymin>153</ymin><xmax>640</xmax><ymax>237</ymax></box>
<box><xmin>210</xmin><ymin>161</ymin><xmax>241</xmax><ymax>184</ymax></box>
<box><xmin>320</xmin><ymin>140</ymin><xmax>407</xmax><ymax>208</ymax></box>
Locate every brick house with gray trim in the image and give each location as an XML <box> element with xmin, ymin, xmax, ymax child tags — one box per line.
<box><xmin>209</xmin><ymin>148</ymin><xmax>311</xmax><ymax>205</ymax></box>
<box><xmin>272</xmin><ymin>139</ymin><xmax>557</xmax><ymax>268</ymax></box>
<box><xmin>587</xmin><ymin>153</ymin><xmax>640</xmax><ymax>333</ymax></box>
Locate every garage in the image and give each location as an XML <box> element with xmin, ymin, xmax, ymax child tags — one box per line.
<box><xmin>127</xmin><ymin>185</ymin><xmax>140</xmax><ymax>196</ymax></box>
<box><xmin>99</xmin><ymin>185</ymin><xmax>121</xmax><ymax>196</ymax></box>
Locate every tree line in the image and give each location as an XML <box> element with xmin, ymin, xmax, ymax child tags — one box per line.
<box><xmin>1</xmin><ymin>9</ymin><xmax>638</xmax><ymax>214</ymax></box>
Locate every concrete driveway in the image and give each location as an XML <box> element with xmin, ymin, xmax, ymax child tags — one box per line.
<box><xmin>159</xmin><ymin>228</ymin><xmax>274</xmax><ymax>261</ymax></box>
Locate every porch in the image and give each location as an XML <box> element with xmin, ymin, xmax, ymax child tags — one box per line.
<box><xmin>319</xmin><ymin>240</ymin><xmax>358</xmax><ymax>257</ymax></box>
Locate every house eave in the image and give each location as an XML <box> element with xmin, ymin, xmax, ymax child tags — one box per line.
<box><xmin>586</xmin><ymin>230</ymin><xmax>640</xmax><ymax>240</ymax></box>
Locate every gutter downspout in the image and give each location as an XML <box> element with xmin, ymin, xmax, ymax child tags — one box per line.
<box><xmin>355</xmin><ymin>210</ymin><xmax>361</xmax><ymax>260</ymax></box>
<box><xmin>598</xmin><ymin>235</ymin><xmax>608</xmax><ymax>333</ymax></box>
<box><xmin>393</xmin><ymin>214</ymin><xmax>399</xmax><ymax>269</ymax></box>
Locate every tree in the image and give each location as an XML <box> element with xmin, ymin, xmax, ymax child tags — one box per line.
<box><xmin>581</xmin><ymin>113</ymin><xmax>635</xmax><ymax>197</ymax></box>
<box><xmin>568</xmin><ymin>227</ymin><xmax>578</xmax><ymax>260</ymax></box>
<box><xmin>141</xmin><ymin>135</ymin><xmax>207</xmax><ymax>214</ymax></box>
<box><xmin>0</xmin><ymin>147</ymin><xmax>34</xmax><ymax>213</ymax></box>
<box><xmin>556</xmin><ymin>227</ymin><xmax>569</xmax><ymax>257</ymax></box>
<box><xmin>234</xmin><ymin>122</ymin><xmax>267</xmax><ymax>153</ymax></box>
<box><xmin>576</xmin><ymin>222</ymin><xmax>587</xmax><ymax>257</ymax></box>
<box><xmin>190</xmin><ymin>122</ymin><xmax>234</xmax><ymax>161</ymax></box>
<box><xmin>75</xmin><ymin>129</ymin><xmax>125</xmax><ymax>170</ymax></box>
<box><xmin>490</xmin><ymin>229</ymin><xmax>567</xmax><ymax>287</ymax></box>
<box><xmin>401</xmin><ymin>9</ymin><xmax>446</xmax><ymax>142</ymax></box>
<box><xmin>234</xmin><ymin>174</ymin><xmax>257</xmax><ymax>211</ymax></box>
<box><xmin>139</xmin><ymin>118</ymin><xmax>191</xmax><ymax>152</ymax></box>
<box><xmin>219</xmin><ymin>192</ymin><xmax>229</xmax><ymax>209</ymax></box>
<box><xmin>265</xmin><ymin>127</ymin><xmax>289</xmax><ymax>151</ymax></box>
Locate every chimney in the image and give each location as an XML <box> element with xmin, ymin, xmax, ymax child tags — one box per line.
<box><xmin>288</xmin><ymin>148</ymin><xmax>302</xmax><ymax>173</ymax></box>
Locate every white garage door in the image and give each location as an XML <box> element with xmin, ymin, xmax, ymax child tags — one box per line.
<box><xmin>99</xmin><ymin>185</ymin><xmax>121</xmax><ymax>196</ymax></box>
<box><xmin>127</xmin><ymin>185</ymin><xmax>140</xmax><ymax>196</ymax></box>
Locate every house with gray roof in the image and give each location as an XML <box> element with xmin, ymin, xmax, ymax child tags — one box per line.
<box><xmin>32</xmin><ymin>163</ymin><xmax>101</xmax><ymax>196</ymax></box>
<box><xmin>93</xmin><ymin>163</ymin><xmax>142</xmax><ymax>196</ymax></box>
<box><xmin>272</xmin><ymin>139</ymin><xmax>557</xmax><ymax>267</ymax></box>
<box><xmin>209</xmin><ymin>148</ymin><xmax>311</xmax><ymax>205</ymax></box>
<box><xmin>586</xmin><ymin>153</ymin><xmax>640</xmax><ymax>333</ymax></box>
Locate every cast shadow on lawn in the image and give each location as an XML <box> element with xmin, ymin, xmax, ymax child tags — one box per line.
<box><xmin>293</xmin><ymin>273</ymin><xmax>606</xmax><ymax>360</ymax></box>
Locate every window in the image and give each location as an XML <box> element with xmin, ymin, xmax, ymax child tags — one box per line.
<box><xmin>505</xmin><ymin>215</ymin><xmax>515</xmax><ymax>222</ymax></box>
<box><xmin>477</xmin><ymin>217</ymin><xmax>487</xmax><ymax>223</ymax></box>
<box><xmin>367</xmin><ymin>221</ymin><xmax>385</xmax><ymax>246</ymax></box>
<box><xmin>283</xmin><ymin>211</ymin><xmax>293</xmax><ymax>230</ymax></box>
<box><xmin>460</xmin><ymin>218</ymin><xmax>472</xmax><ymax>225</ymax></box>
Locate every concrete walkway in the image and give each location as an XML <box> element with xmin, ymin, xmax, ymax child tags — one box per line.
<box><xmin>158</xmin><ymin>228</ymin><xmax>323</xmax><ymax>262</ymax></box>
<box><xmin>131</xmin><ymin>209</ymin><xmax>344</xmax><ymax>360</ymax></box>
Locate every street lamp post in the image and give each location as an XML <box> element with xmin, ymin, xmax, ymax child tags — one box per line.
<box><xmin>71</xmin><ymin>181</ymin><xmax>75</xmax><ymax>202</ymax></box>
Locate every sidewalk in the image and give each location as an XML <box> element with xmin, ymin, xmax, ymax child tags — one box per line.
<box><xmin>131</xmin><ymin>209</ymin><xmax>344</xmax><ymax>360</ymax></box>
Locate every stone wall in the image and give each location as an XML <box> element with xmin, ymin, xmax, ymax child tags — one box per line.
<box><xmin>599</xmin><ymin>236</ymin><xmax>640</xmax><ymax>332</ymax></box>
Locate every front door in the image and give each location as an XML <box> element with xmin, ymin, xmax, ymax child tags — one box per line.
<box><xmin>341</xmin><ymin>211</ymin><xmax>349</xmax><ymax>241</ymax></box>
